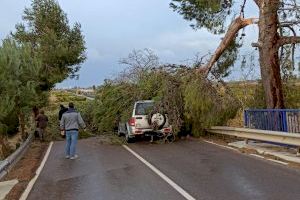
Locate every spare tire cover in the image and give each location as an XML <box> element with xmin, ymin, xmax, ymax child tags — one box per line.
<box><xmin>151</xmin><ymin>113</ymin><xmax>166</xmax><ymax>127</ymax></box>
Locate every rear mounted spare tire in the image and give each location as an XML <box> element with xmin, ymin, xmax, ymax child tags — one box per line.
<box><xmin>148</xmin><ymin>112</ymin><xmax>166</xmax><ymax>130</ymax></box>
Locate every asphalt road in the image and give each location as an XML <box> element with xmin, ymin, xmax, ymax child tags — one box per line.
<box><xmin>27</xmin><ymin>138</ymin><xmax>300</xmax><ymax>200</ymax></box>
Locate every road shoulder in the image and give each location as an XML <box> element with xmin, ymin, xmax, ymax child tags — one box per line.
<box><xmin>1</xmin><ymin>141</ymin><xmax>48</xmax><ymax>200</ymax></box>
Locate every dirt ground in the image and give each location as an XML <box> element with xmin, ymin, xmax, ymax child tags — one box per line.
<box><xmin>2</xmin><ymin>140</ymin><xmax>48</xmax><ymax>200</ymax></box>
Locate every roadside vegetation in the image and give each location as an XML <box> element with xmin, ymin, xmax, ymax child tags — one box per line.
<box><xmin>85</xmin><ymin>50</ymin><xmax>300</xmax><ymax>138</ymax></box>
<box><xmin>46</xmin><ymin>90</ymin><xmax>123</xmax><ymax>144</ymax></box>
<box><xmin>0</xmin><ymin>0</ymin><xmax>86</xmax><ymax>159</ymax></box>
<box><xmin>87</xmin><ymin>49</ymin><xmax>240</xmax><ymax>137</ymax></box>
<box><xmin>44</xmin><ymin>91</ymin><xmax>93</xmax><ymax>141</ymax></box>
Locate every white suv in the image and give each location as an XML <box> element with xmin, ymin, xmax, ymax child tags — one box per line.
<box><xmin>118</xmin><ymin>100</ymin><xmax>174</xmax><ymax>143</ymax></box>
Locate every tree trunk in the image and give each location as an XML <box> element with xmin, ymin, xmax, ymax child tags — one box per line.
<box><xmin>0</xmin><ymin>134</ymin><xmax>10</xmax><ymax>159</ymax></box>
<box><xmin>18</xmin><ymin>112</ymin><xmax>27</xmax><ymax>140</ymax></box>
<box><xmin>258</xmin><ymin>0</ymin><xmax>285</xmax><ymax>108</ymax></box>
<box><xmin>199</xmin><ymin>17</ymin><xmax>257</xmax><ymax>76</ymax></box>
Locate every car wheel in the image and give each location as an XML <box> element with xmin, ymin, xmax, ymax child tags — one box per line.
<box><xmin>117</xmin><ymin>126</ymin><xmax>122</xmax><ymax>137</ymax></box>
<box><xmin>125</xmin><ymin>133</ymin><xmax>135</xmax><ymax>143</ymax></box>
<box><xmin>166</xmin><ymin>132</ymin><xmax>175</xmax><ymax>143</ymax></box>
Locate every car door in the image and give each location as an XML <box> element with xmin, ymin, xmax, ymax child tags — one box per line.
<box><xmin>134</xmin><ymin>102</ymin><xmax>153</xmax><ymax>129</ymax></box>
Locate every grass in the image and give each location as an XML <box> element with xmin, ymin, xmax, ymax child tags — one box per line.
<box><xmin>226</xmin><ymin>80</ymin><xmax>300</xmax><ymax>127</ymax></box>
<box><xmin>44</xmin><ymin>91</ymin><xmax>93</xmax><ymax>141</ymax></box>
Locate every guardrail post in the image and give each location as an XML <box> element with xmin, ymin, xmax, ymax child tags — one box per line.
<box><xmin>282</xmin><ymin>110</ymin><xmax>288</xmax><ymax>132</ymax></box>
<box><xmin>244</xmin><ymin>110</ymin><xmax>248</xmax><ymax>128</ymax></box>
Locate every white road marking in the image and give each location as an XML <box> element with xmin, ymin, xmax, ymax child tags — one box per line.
<box><xmin>19</xmin><ymin>142</ymin><xmax>53</xmax><ymax>200</ymax></box>
<box><xmin>250</xmin><ymin>154</ymin><xmax>265</xmax><ymax>159</ymax></box>
<box><xmin>202</xmin><ymin>140</ymin><xmax>239</xmax><ymax>152</ymax></box>
<box><xmin>123</xmin><ymin>145</ymin><xmax>196</xmax><ymax>200</ymax></box>
<box><xmin>266</xmin><ymin>159</ymin><xmax>289</xmax><ymax>166</ymax></box>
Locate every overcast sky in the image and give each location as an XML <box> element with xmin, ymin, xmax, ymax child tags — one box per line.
<box><xmin>1</xmin><ymin>0</ymin><xmax>260</xmax><ymax>88</ymax></box>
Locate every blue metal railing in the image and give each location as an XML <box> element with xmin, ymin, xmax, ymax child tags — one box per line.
<box><xmin>244</xmin><ymin>109</ymin><xmax>300</xmax><ymax>133</ymax></box>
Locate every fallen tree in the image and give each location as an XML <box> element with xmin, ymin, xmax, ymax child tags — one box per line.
<box><xmin>171</xmin><ymin>0</ymin><xmax>300</xmax><ymax>108</ymax></box>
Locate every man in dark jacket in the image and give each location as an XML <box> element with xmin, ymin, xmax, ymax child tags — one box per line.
<box><xmin>58</xmin><ymin>104</ymin><xmax>68</xmax><ymax>121</ymax></box>
<box><xmin>60</xmin><ymin>102</ymin><xmax>86</xmax><ymax>160</ymax></box>
<box><xmin>58</xmin><ymin>105</ymin><xmax>68</xmax><ymax>138</ymax></box>
<box><xmin>36</xmin><ymin>110</ymin><xmax>48</xmax><ymax>141</ymax></box>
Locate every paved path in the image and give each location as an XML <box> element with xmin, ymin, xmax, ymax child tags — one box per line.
<box><xmin>28</xmin><ymin>138</ymin><xmax>300</xmax><ymax>200</ymax></box>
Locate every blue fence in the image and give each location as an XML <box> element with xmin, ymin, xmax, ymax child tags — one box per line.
<box><xmin>244</xmin><ymin>109</ymin><xmax>300</xmax><ymax>133</ymax></box>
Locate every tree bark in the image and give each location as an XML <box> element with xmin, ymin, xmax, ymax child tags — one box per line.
<box><xmin>278</xmin><ymin>36</ymin><xmax>300</xmax><ymax>46</ymax></box>
<box><xmin>18</xmin><ymin>112</ymin><xmax>26</xmax><ymax>140</ymax></box>
<box><xmin>258</xmin><ymin>0</ymin><xmax>285</xmax><ymax>108</ymax></box>
<box><xmin>0</xmin><ymin>134</ymin><xmax>10</xmax><ymax>159</ymax></box>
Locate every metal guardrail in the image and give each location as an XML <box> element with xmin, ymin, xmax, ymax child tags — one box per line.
<box><xmin>244</xmin><ymin>109</ymin><xmax>300</xmax><ymax>133</ymax></box>
<box><xmin>0</xmin><ymin>134</ymin><xmax>33</xmax><ymax>180</ymax></box>
<box><xmin>207</xmin><ymin>126</ymin><xmax>300</xmax><ymax>147</ymax></box>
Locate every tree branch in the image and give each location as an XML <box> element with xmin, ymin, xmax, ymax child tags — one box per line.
<box><xmin>278</xmin><ymin>36</ymin><xmax>300</xmax><ymax>46</ymax></box>
<box><xmin>251</xmin><ymin>42</ymin><xmax>261</xmax><ymax>48</ymax></box>
<box><xmin>280</xmin><ymin>20</ymin><xmax>300</xmax><ymax>26</ymax></box>
<box><xmin>197</xmin><ymin>17</ymin><xmax>258</xmax><ymax>76</ymax></box>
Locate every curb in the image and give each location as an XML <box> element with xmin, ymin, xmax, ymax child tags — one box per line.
<box><xmin>228</xmin><ymin>141</ymin><xmax>300</xmax><ymax>164</ymax></box>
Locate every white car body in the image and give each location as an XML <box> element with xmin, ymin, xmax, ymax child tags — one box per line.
<box><xmin>118</xmin><ymin>100</ymin><xmax>172</xmax><ymax>142</ymax></box>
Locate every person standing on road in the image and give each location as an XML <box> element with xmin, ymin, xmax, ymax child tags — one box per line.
<box><xmin>58</xmin><ymin>104</ymin><xmax>68</xmax><ymax>121</ymax></box>
<box><xmin>60</xmin><ymin>102</ymin><xmax>86</xmax><ymax>160</ymax></box>
<box><xmin>36</xmin><ymin>110</ymin><xmax>48</xmax><ymax>142</ymax></box>
<box><xmin>58</xmin><ymin>104</ymin><xmax>68</xmax><ymax>138</ymax></box>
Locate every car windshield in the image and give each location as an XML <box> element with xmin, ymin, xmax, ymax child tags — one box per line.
<box><xmin>135</xmin><ymin>102</ymin><xmax>154</xmax><ymax>115</ymax></box>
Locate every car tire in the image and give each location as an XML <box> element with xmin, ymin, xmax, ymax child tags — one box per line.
<box><xmin>117</xmin><ymin>130</ymin><xmax>122</xmax><ymax>137</ymax></box>
<box><xmin>125</xmin><ymin>133</ymin><xmax>135</xmax><ymax>143</ymax></box>
<box><xmin>117</xmin><ymin>125</ymin><xmax>123</xmax><ymax>137</ymax></box>
<box><xmin>166</xmin><ymin>132</ymin><xmax>175</xmax><ymax>143</ymax></box>
<box><xmin>125</xmin><ymin>124</ymin><xmax>135</xmax><ymax>143</ymax></box>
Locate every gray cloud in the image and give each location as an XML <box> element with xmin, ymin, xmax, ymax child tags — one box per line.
<box><xmin>1</xmin><ymin>0</ymin><xmax>261</xmax><ymax>88</ymax></box>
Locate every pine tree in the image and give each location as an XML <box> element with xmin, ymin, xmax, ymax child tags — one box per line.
<box><xmin>13</xmin><ymin>0</ymin><xmax>86</xmax><ymax>91</ymax></box>
<box><xmin>0</xmin><ymin>39</ymin><xmax>42</xmax><ymax>139</ymax></box>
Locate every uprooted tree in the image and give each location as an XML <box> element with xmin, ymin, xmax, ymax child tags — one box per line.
<box><xmin>170</xmin><ymin>0</ymin><xmax>300</xmax><ymax>108</ymax></box>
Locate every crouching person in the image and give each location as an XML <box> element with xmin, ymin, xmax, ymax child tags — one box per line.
<box><xmin>60</xmin><ymin>102</ymin><xmax>86</xmax><ymax>160</ymax></box>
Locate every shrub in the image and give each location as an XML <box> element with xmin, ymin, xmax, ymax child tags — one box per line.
<box><xmin>3</xmin><ymin>110</ymin><xmax>19</xmax><ymax>136</ymax></box>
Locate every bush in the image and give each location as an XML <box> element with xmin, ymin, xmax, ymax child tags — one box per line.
<box><xmin>3</xmin><ymin>110</ymin><xmax>19</xmax><ymax>136</ymax></box>
<box><xmin>182</xmin><ymin>74</ymin><xmax>240</xmax><ymax>136</ymax></box>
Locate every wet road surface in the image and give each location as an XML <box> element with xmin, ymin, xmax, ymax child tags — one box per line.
<box><xmin>27</xmin><ymin>139</ymin><xmax>184</xmax><ymax>200</ymax></box>
<box><xmin>28</xmin><ymin>138</ymin><xmax>300</xmax><ymax>200</ymax></box>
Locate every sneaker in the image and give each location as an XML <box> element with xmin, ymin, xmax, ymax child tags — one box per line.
<box><xmin>70</xmin><ymin>155</ymin><xmax>78</xmax><ymax>160</ymax></box>
<box><xmin>65</xmin><ymin>155</ymin><xmax>70</xmax><ymax>159</ymax></box>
